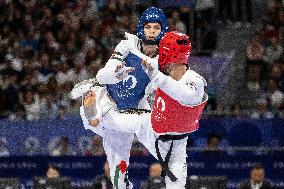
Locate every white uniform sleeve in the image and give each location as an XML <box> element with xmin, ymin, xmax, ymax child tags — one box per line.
<box><xmin>138</xmin><ymin>82</ymin><xmax>157</xmax><ymax>109</ymax></box>
<box><xmin>96</xmin><ymin>40</ymin><xmax>130</xmax><ymax>84</ymax></box>
<box><xmin>151</xmin><ymin>70</ymin><xmax>206</xmax><ymax>106</ymax></box>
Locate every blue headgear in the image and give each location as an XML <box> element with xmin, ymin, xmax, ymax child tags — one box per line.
<box><xmin>136</xmin><ymin>7</ymin><xmax>168</xmax><ymax>43</ymax></box>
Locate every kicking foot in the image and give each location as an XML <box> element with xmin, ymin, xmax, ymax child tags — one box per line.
<box><xmin>83</xmin><ymin>91</ymin><xmax>96</xmax><ymax>107</ymax></box>
<box><xmin>83</xmin><ymin>91</ymin><xmax>100</xmax><ymax>127</ymax></box>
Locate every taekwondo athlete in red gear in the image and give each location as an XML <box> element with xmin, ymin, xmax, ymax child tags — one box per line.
<box><xmin>72</xmin><ymin>7</ymin><xmax>168</xmax><ymax>189</ymax></box>
<box><xmin>141</xmin><ymin>31</ymin><xmax>208</xmax><ymax>188</ymax></box>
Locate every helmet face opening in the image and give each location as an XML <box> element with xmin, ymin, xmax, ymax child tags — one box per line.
<box><xmin>176</xmin><ymin>39</ymin><xmax>190</xmax><ymax>45</ymax></box>
<box><xmin>143</xmin><ymin>22</ymin><xmax>162</xmax><ymax>43</ymax></box>
<box><xmin>136</xmin><ymin>7</ymin><xmax>168</xmax><ymax>43</ymax></box>
<box><xmin>158</xmin><ymin>31</ymin><xmax>192</xmax><ymax>73</ymax></box>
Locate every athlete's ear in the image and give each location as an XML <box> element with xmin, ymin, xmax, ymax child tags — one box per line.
<box><xmin>164</xmin><ymin>66</ymin><xmax>171</xmax><ymax>76</ymax></box>
<box><xmin>185</xmin><ymin>64</ymin><xmax>189</xmax><ymax>70</ymax></box>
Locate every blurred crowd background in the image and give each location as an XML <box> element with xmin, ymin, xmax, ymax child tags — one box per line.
<box><xmin>0</xmin><ymin>0</ymin><xmax>283</xmax><ymax>188</ymax></box>
<box><xmin>0</xmin><ymin>0</ymin><xmax>283</xmax><ymax>121</ymax></box>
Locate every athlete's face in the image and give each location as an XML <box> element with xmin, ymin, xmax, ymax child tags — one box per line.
<box><xmin>143</xmin><ymin>22</ymin><xmax>162</xmax><ymax>40</ymax></box>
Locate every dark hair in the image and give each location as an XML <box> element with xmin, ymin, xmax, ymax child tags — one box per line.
<box><xmin>207</xmin><ymin>133</ymin><xmax>221</xmax><ymax>141</ymax></box>
<box><xmin>48</xmin><ymin>165</ymin><xmax>60</xmax><ymax>173</ymax></box>
<box><xmin>251</xmin><ymin>163</ymin><xmax>264</xmax><ymax>170</ymax></box>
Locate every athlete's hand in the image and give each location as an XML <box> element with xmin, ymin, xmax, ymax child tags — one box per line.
<box><xmin>115</xmin><ymin>63</ymin><xmax>135</xmax><ymax>80</ymax></box>
<box><xmin>141</xmin><ymin>59</ymin><xmax>154</xmax><ymax>71</ymax></box>
<box><xmin>142</xmin><ymin>59</ymin><xmax>158</xmax><ymax>79</ymax></box>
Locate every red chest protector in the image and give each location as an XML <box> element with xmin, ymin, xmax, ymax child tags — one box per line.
<box><xmin>151</xmin><ymin>88</ymin><xmax>207</xmax><ymax>135</ymax></box>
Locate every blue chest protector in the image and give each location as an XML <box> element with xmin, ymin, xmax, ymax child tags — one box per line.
<box><xmin>106</xmin><ymin>53</ymin><xmax>150</xmax><ymax>110</ymax></box>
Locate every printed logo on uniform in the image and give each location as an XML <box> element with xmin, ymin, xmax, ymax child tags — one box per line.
<box><xmin>122</xmin><ymin>75</ymin><xmax>137</xmax><ymax>89</ymax></box>
<box><xmin>156</xmin><ymin>97</ymin><xmax>166</xmax><ymax>111</ymax></box>
<box><xmin>154</xmin><ymin>97</ymin><xmax>166</xmax><ymax>121</ymax></box>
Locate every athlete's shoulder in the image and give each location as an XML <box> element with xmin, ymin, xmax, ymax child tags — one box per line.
<box><xmin>116</xmin><ymin>32</ymin><xmax>138</xmax><ymax>45</ymax></box>
<box><xmin>115</xmin><ymin>40</ymin><xmax>130</xmax><ymax>51</ymax></box>
<box><xmin>185</xmin><ymin>69</ymin><xmax>207</xmax><ymax>86</ymax></box>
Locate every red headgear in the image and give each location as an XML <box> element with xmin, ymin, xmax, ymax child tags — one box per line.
<box><xmin>158</xmin><ymin>31</ymin><xmax>192</xmax><ymax>72</ymax></box>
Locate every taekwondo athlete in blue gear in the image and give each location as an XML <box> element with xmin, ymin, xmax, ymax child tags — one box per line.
<box><xmin>100</xmin><ymin>7</ymin><xmax>168</xmax><ymax>110</ymax></box>
<box><xmin>136</xmin><ymin>7</ymin><xmax>168</xmax><ymax>44</ymax></box>
<box><xmin>78</xmin><ymin>7</ymin><xmax>168</xmax><ymax>189</ymax></box>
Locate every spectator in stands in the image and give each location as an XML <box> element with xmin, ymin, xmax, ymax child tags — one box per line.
<box><xmin>88</xmin><ymin>60</ymin><xmax>103</xmax><ymax>78</ymax></box>
<box><xmin>195</xmin><ymin>0</ymin><xmax>217</xmax><ymax>55</ymax></box>
<box><xmin>69</xmin><ymin>61</ymin><xmax>91</xmax><ymax>85</ymax></box>
<box><xmin>247</xmin><ymin>34</ymin><xmax>265</xmax><ymax>64</ymax></box>
<box><xmin>246</xmin><ymin>64</ymin><xmax>263</xmax><ymax>92</ymax></box>
<box><xmin>277</xmin><ymin>103</ymin><xmax>284</xmax><ymax>118</ymax></box>
<box><xmin>0</xmin><ymin>138</ymin><xmax>10</xmax><ymax>157</ymax></box>
<box><xmin>93</xmin><ymin>161</ymin><xmax>113</xmax><ymax>189</ymax></box>
<box><xmin>84</xmin><ymin>135</ymin><xmax>105</xmax><ymax>156</ymax></box>
<box><xmin>263</xmin><ymin>0</ymin><xmax>283</xmax><ymax>28</ymax></box>
<box><xmin>46</xmin><ymin>165</ymin><xmax>60</xmax><ymax>178</ymax></box>
<box><xmin>38</xmin><ymin>53</ymin><xmax>54</xmax><ymax>84</ymax></box>
<box><xmin>65</xmin><ymin>99</ymin><xmax>80</xmax><ymax>115</ymax></box>
<box><xmin>239</xmin><ymin>163</ymin><xmax>272</xmax><ymax>189</ymax></box>
<box><xmin>266</xmin><ymin>79</ymin><xmax>284</xmax><ymax>112</ymax></box>
<box><xmin>204</xmin><ymin>92</ymin><xmax>218</xmax><ymax>114</ymax></box>
<box><xmin>51</xmin><ymin>136</ymin><xmax>76</xmax><ymax>156</ymax></box>
<box><xmin>166</xmin><ymin>17</ymin><xmax>177</xmax><ymax>32</ymax></box>
<box><xmin>200</xmin><ymin>26</ymin><xmax>218</xmax><ymax>56</ymax></box>
<box><xmin>130</xmin><ymin>136</ymin><xmax>149</xmax><ymax>156</ymax></box>
<box><xmin>263</xmin><ymin>24</ymin><xmax>278</xmax><ymax>47</ymax></box>
<box><xmin>217</xmin><ymin>0</ymin><xmax>233</xmax><ymax>26</ymax></box>
<box><xmin>19</xmin><ymin>68</ymin><xmax>39</xmax><ymax>92</ymax></box>
<box><xmin>234</xmin><ymin>0</ymin><xmax>253</xmax><ymax>28</ymax></box>
<box><xmin>0</xmin><ymin>84</ymin><xmax>7</xmax><ymax>118</ymax></box>
<box><xmin>140</xmin><ymin>163</ymin><xmax>165</xmax><ymax>189</ymax></box>
<box><xmin>269</xmin><ymin>61</ymin><xmax>282</xmax><ymax>82</ymax></box>
<box><xmin>246</xmin><ymin>34</ymin><xmax>265</xmax><ymax>91</ymax></box>
<box><xmin>279</xmin><ymin>25</ymin><xmax>284</xmax><ymax>48</ymax></box>
<box><xmin>251</xmin><ymin>97</ymin><xmax>274</xmax><ymax>119</ymax></box>
<box><xmin>23</xmin><ymin>137</ymin><xmax>42</xmax><ymax>156</ymax></box>
<box><xmin>57</xmin><ymin>82</ymin><xmax>73</xmax><ymax>109</ymax></box>
<box><xmin>203</xmin><ymin>133</ymin><xmax>223</xmax><ymax>155</ymax></box>
<box><xmin>277</xmin><ymin>56</ymin><xmax>284</xmax><ymax>92</ymax></box>
<box><xmin>55</xmin><ymin>62</ymin><xmax>73</xmax><ymax>86</ymax></box>
<box><xmin>40</xmin><ymin>93</ymin><xmax>59</xmax><ymax>120</ymax></box>
<box><xmin>21</xmin><ymin>90</ymin><xmax>42</xmax><ymax>121</ymax></box>
<box><xmin>195</xmin><ymin>0</ymin><xmax>215</xmax><ymax>31</ymax></box>
<box><xmin>58</xmin><ymin>105</ymin><xmax>67</xmax><ymax>120</ymax></box>
<box><xmin>171</xmin><ymin>10</ymin><xmax>187</xmax><ymax>34</ymax></box>
<box><xmin>264</xmin><ymin>36</ymin><xmax>283</xmax><ymax>64</ymax></box>
<box><xmin>230</xmin><ymin>103</ymin><xmax>245</xmax><ymax>118</ymax></box>
<box><xmin>3</xmin><ymin>71</ymin><xmax>20</xmax><ymax>114</ymax></box>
